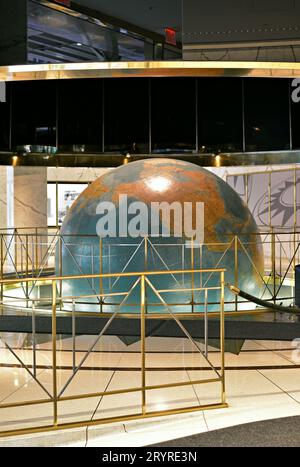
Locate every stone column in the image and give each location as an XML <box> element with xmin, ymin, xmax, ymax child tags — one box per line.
<box><xmin>0</xmin><ymin>166</ymin><xmax>7</xmax><ymax>231</ymax></box>
<box><xmin>14</xmin><ymin>167</ymin><xmax>47</xmax><ymax>229</ymax></box>
<box><xmin>14</xmin><ymin>167</ymin><xmax>48</xmax><ymax>271</ymax></box>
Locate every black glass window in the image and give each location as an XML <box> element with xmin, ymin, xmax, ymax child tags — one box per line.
<box><xmin>58</xmin><ymin>79</ymin><xmax>103</xmax><ymax>152</ymax></box>
<box><xmin>244</xmin><ymin>78</ymin><xmax>290</xmax><ymax>152</ymax></box>
<box><xmin>11</xmin><ymin>81</ymin><xmax>56</xmax><ymax>148</ymax></box>
<box><xmin>151</xmin><ymin>78</ymin><xmax>196</xmax><ymax>153</ymax></box>
<box><xmin>0</xmin><ymin>82</ymin><xmax>10</xmax><ymax>151</ymax></box>
<box><xmin>291</xmin><ymin>80</ymin><xmax>300</xmax><ymax>149</ymax></box>
<box><xmin>104</xmin><ymin>79</ymin><xmax>149</xmax><ymax>153</ymax></box>
<box><xmin>198</xmin><ymin>78</ymin><xmax>243</xmax><ymax>153</ymax></box>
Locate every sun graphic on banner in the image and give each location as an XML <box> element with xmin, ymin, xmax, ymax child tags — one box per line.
<box><xmin>257</xmin><ymin>178</ymin><xmax>300</xmax><ymax>227</ymax></box>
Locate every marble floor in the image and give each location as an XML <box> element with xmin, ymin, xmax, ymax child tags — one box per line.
<box><xmin>0</xmin><ymin>335</ymin><xmax>300</xmax><ymax>447</ymax></box>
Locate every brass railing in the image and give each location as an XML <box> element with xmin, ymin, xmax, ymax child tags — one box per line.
<box><xmin>0</xmin><ymin>267</ymin><xmax>226</xmax><ymax>438</ymax></box>
<box><xmin>0</xmin><ymin>229</ymin><xmax>299</xmax><ymax>312</ymax></box>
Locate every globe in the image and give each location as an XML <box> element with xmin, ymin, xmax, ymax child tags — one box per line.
<box><xmin>57</xmin><ymin>159</ymin><xmax>264</xmax><ymax>315</ymax></box>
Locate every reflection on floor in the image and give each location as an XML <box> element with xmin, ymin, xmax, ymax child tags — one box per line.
<box><xmin>0</xmin><ymin>335</ymin><xmax>300</xmax><ymax>446</ymax></box>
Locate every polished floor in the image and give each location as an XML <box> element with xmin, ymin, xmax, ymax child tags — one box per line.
<box><xmin>0</xmin><ymin>335</ymin><xmax>300</xmax><ymax>446</ymax></box>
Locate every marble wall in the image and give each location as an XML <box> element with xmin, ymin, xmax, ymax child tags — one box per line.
<box><xmin>0</xmin><ymin>166</ymin><xmax>7</xmax><ymax>230</ymax></box>
<box><xmin>47</xmin><ymin>167</ymin><xmax>111</xmax><ymax>183</ymax></box>
<box><xmin>14</xmin><ymin>167</ymin><xmax>47</xmax><ymax>228</ymax></box>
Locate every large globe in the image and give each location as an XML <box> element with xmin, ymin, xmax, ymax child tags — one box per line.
<box><xmin>57</xmin><ymin>159</ymin><xmax>264</xmax><ymax>314</ymax></box>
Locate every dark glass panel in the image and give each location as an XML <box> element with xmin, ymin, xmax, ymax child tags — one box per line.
<box><xmin>104</xmin><ymin>78</ymin><xmax>149</xmax><ymax>153</ymax></box>
<box><xmin>151</xmin><ymin>78</ymin><xmax>196</xmax><ymax>153</ymax></box>
<box><xmin>291</xmin><ymin>79</ymin><xmax>300</xmax><ymax>149</ymax></box>
<box><xmin>198</xmin><ymin>78</ymin><xmax>243</xmax><ymax>153</ymax></box>
<box><xmin>0</xmin><ymin>82</ymin><xmax>10</xmax><ymax>150</ymax></box>
<box><xmin>244</xmin><ymin>78</ymin><xmax>290</xmax><ymax>152</ymax></box>
<box><xmin>58</xmin><ymin>79</ymin><xmax>103</xmax><ymax>152</ymax></box>
<box><xmin>11</xmin><ymin>80</ymin><xmax>56</xmax><ymax>148</ymax></box>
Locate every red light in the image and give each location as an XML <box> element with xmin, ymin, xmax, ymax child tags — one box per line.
<box><xmin>165</xmin><ymin>28</ymin><xmax>177</xmax><ymax>46</ymax></box>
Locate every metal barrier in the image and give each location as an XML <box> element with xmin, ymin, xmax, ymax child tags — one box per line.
<box><xmin>0</xmin><ymin>267</ymin><xmax>226</xmax><ymax>438</ymax></box>
<box><xmin>0</xmin><ymin>229</ymin><xmax>299</xmax><ymax>311</ymax></box>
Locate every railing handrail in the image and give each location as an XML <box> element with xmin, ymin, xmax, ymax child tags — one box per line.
<box><xmin>0</xmin><ymin>267</ymin><xmax>226</xmax><ymax>286</ymax></box>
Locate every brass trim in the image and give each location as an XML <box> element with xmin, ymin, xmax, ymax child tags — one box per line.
<box><xmin>0</xmin><ymin>403</ymin><xmax>228</xmax><ymax>439</ymax></box>
<box><xmin>1</xmin><ymin>60</ymin><xmax>300</xmax><ymax>82</ymax></box>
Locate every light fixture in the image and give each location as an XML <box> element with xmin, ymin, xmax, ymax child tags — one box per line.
<box><xmin>215</xmin><ymin>155</ymin><xmax>221</xmax><ymax>167</ymax></box>
<box><xmin>123</xmin><ymin>152</ymin><xmax>131</xmax><ymax>165</ymax></box>
<box><xmin>12</xmin><ymin>155</ymin><xmax>18</xmax><ymax>167</ymax></box>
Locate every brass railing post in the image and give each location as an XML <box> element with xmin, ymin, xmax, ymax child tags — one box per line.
<box><xmin>32</xmin><ymin>300</ymin><xmax>37</xmax><ymax>378</ymax></box>
<box><xmin>271</xmin><ymin>228</ymin><xmax>276</xmax><ymax>303</ymax></box>
<box><xmin>191</xmin><ymin>237</ymin><xmax>195</xmax><ymax>313</ymax></box>
<box><xmin>99</xmin><ymin>237</ymin><xmax>103</xmax><ymax>313</ymax></box>
<box><xmin>220</xmin><ymin>271</ymin><xmax>226</xmax><ymax>405</ymax></box>
<box><xmin>59</xmin><ymin>236</ymin><xmax>63</xmax><ymax>311</ymax></box>
<box><xmin>0</xmin><ymin>235</ymin><xmax>3</xmax><ymax>304</ymax></box>
<box><xmin>144</xmin><ymin>237</ymin><xmax>148</xmax><ymax>315</ymax></box>
<box><xmin>52</xmin><ymin>280</ymin><xmax>58</xmax><ymax>426</ymax></box>
<box><xmin>204</xmin><ymin>288</ymin><xmax>208</xmax><ymax>358</ymax></box>
<box><xmin>141</xmin><ymin>274</ymin><xmax>146</xmax><ymax>416</ymax></box>
<box><xmin>25</xmin><ymin>235</ymin><xmax>29</xmax><ymax>306</ymax></box>
<box><xmin>35</xmin><ymin>228</ymin><xmax>39</xmax><ymax>273</ymax></box>
<box><xmin>14</xmin><ymin>229</ymin><xmax>18</xmax><ymax>273</ymax></box>
<box><xmin>72</xmin><ymin>299</ymin><xmax>76</xmax><ymax>374</ymax></box>
<box><xmin>234</xmin><ymin>235</ymin><xmax>238</xmax><ymax>312</ymax></box>
<box><xmin>294</xmin><ymin>169</ymin><xmax>297</xmax><ymax>280</ymax></box>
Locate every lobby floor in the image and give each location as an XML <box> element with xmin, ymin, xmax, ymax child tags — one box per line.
<box><xmin>0</xmin><ymin>335</ymin><xmax>300</xmax><ymax>446</ymax></box>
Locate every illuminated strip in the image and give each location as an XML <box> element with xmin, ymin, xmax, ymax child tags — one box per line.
<box><xmin>1</xmin><ymin>60</ymin><xmax>300</xmax><ymax>81</ymax></box>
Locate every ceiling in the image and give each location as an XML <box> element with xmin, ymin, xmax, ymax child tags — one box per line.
<box><xmin>74</xmin><ymin>0</ymin><xmax>182</xmax><ymax>36</ymax></box>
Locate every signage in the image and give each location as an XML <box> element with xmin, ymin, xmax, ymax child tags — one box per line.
<box><xmin>165</xmin><ymin>28</ymin><xmax>177</xmax><ymax>46</ymax></box>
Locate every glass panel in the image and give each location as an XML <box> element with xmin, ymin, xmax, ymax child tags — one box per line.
<box><xmin>151</xmin><ymin>78</ymin><xmax>196</xmax><ymax>153</ymax></box>
<box><xmin>58</xmin><ymin>184</ymin><xmax>88</xmax><ymax>226</ymax></box>
<box><xmin>28</xmin><ymin>1</ymin><xmax>109</xmax><ymax>64</ymax></box>
<box><xmin>11</xmin><ymin>81</ymin><xmax>56</xmax><ymax>148</ymax></box>
<box><xmin>163</xmin><ymin>47</ymin><xmax>182</xmax><ymax>60</ymax></box>
<box><xmin>104</xmin><ymin>79</ymin><xmax>149</xmax><ymax>153</ymax></box>
<box><xmin>116</xmin><ymin>31</ymin><xmax>147</xmax><ymax>61</ymax></box>
<box><xmin>58</xmin><ymin>79</ymin><xmax>103</xmax><ymax>152</ymax></box>
<box><xmin>198</xmin><ymin>78</ymin><xmax>243</xmax><ymax>153</ymax></box>
<box><xmin>27</xmin><ymin>0</ymin><xmax>149</xmax><ymax>63</ymax></box>
<box><xmin>244</xmin><ymin>78</ymin><xmax>290</xmax><ymax>152</ymax></box>
<box><xmin>291</xmin><ymin>80</ymin><xmax>300</xmax><ymax>149</ymax></box>
<box><xmin>47</xmin><ymin>184</ymin><xmax>57</xmax><ymax>227</ymax></box>
<box><xmin>0</xmin><ymin>82</ymin><xmax>10</xmax><ymax>151</ymax></box>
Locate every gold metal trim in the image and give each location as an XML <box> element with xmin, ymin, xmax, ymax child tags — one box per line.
<box><xmin>0</xmin><ymin>403</ymin><xmax>228</xmax><ymax>439</ymax></box>
<box><xmin>1</xmin><ymin>60</ymin><xmax>300</xmax><ymax>82</ymax></box>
